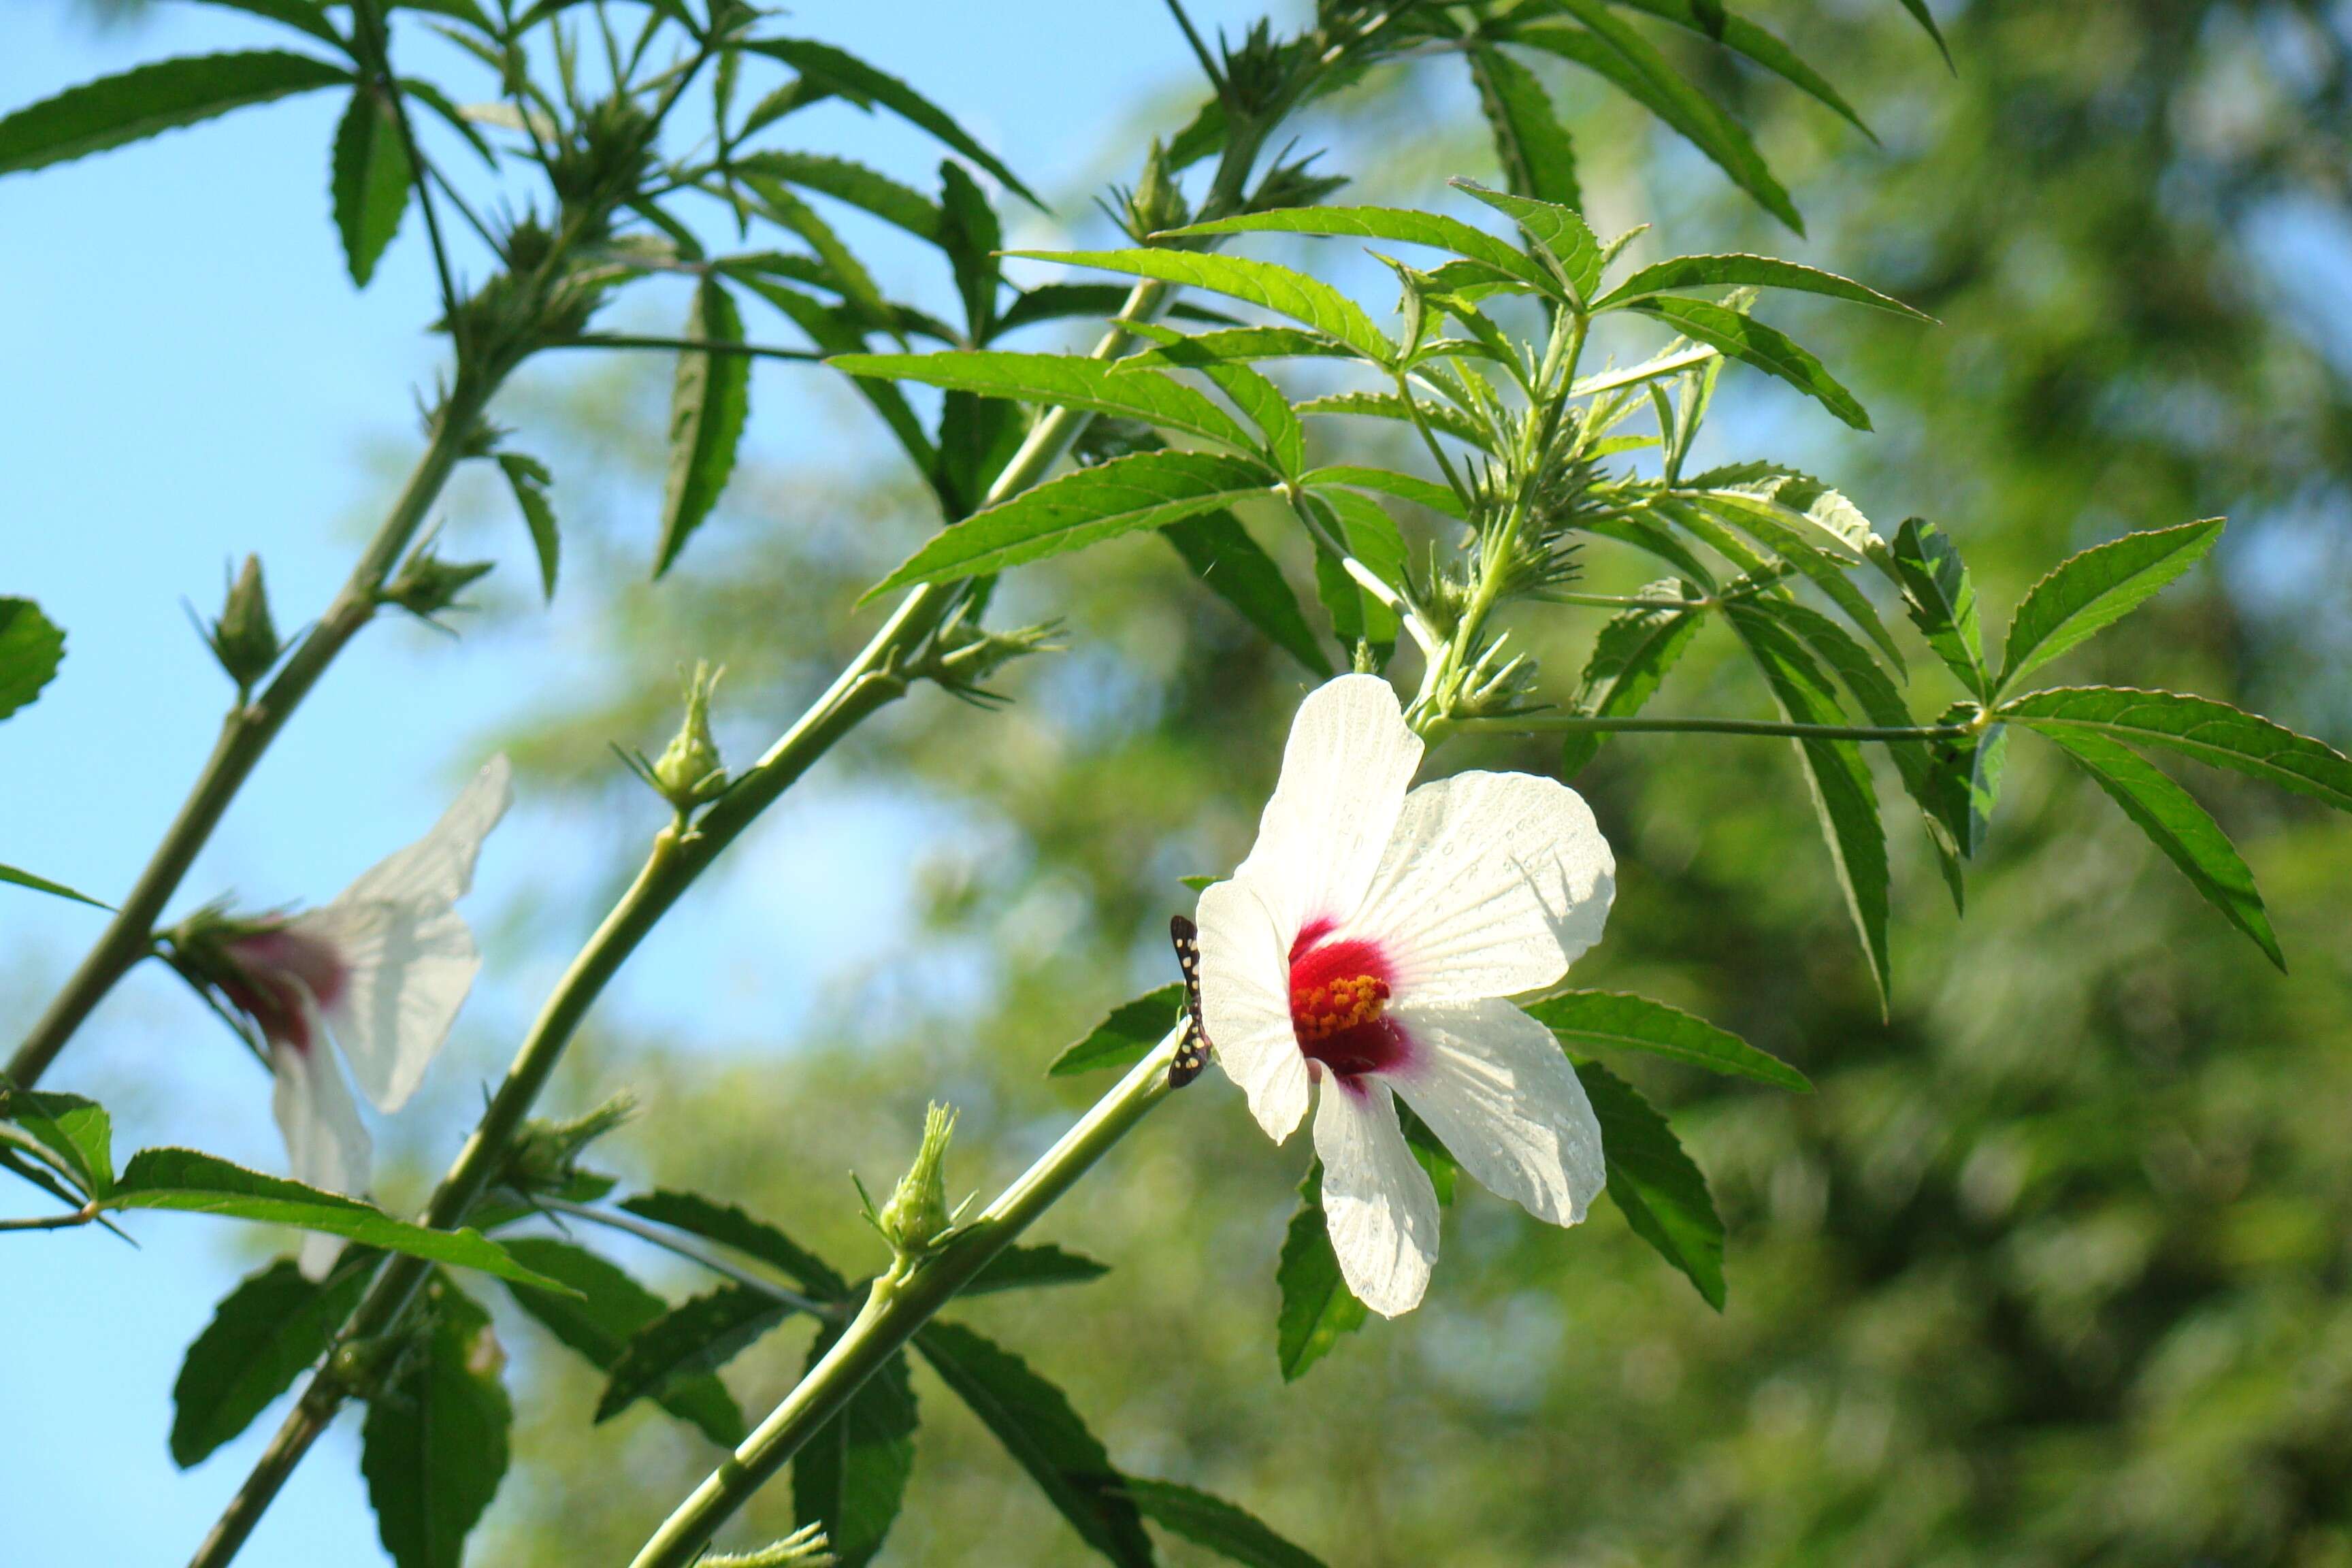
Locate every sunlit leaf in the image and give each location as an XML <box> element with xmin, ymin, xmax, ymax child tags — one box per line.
<box><xmin>1467</xmin><ymin>45</ymin><xmax>1584</xmax><ymax>217</ymax></box>
<box><xmin>830</xmin><ymin>351</ymin><xmax>1258</xmax><ymax>453</ymax></box>
<box><xmin>871</xmin><ymin>451</ymin><xmax>1276</xmax><ymax>593</ymax></box>
<box><xmin>1558</xmin><ymin>581</ymin><xmax>1705</xmax><ymax>777</ymax></box>
<box><xmin>2000</xmin><ymin>687</ymin><xmax>2352</xmax><ymax>814</ymax></box>
<box><xmin>732</xmin><ymin>150</ymin><xmax>943</xmax><ymax>243</ymax></box>
<box><xmin>1574</xmin><ymin>1059</ymin><xmax>1726</xmax><ymax>1307</ymax></box>
<box><xmin>329</xmin><ymin>83</ymin><xmax>410</xmax><ymax>287</ymax></box>
<box><xmin>1010</xmin><ymin>248</ymin><xmax>1392</xmax><ymax>365</ymax></box>
<box><xmin>1891</xmin><ymin>517</ymin><xmax>1987</xmax><ymax>696</ymax></box>
<box><xmin>1047</xmin><ymin>985</ymin><xmax>1186</xmax><ymax>1077</ymax></box>
<box><xmin>1163</xmin><ymin>206</ymin><xmax>1555</xmax><ymax>295</ymax></box>
<box><xmin>1997</xmin><ymin>519</ymin><xmax>2224</xmax><ymax>695</ymax></box>
<box><xmin>1598</xmin><ymin>252</ymin><xmax>1928</xmax><ymax>319</ymax></box>
<box><xmin>0</xmin><ymin>598</ymin><xmax>65</xmax><ymax>720</ymax></box>
<box><xmin>1608</xmin><ymin>0</ymin><xmax>1872</xmax><ymax>138</ymax></box>
<box><xmin>740</xmin><ymin>38</ymin><xmax>1040</xmax><ymax>206</ymax></box>
<box><xmin>1450</xmin><ymin>177</ymin><xmax>1603</xmax><ymax>299</ymax></box>
<box><xmin>0</xmin><ymin>51</ymin><xmax>350</xmax><ymax>178</ymax></box>
<box><xmin>0</xmin><ymin>1087</ymin><xmax>113</xmax><ymax>1197</ymax></box>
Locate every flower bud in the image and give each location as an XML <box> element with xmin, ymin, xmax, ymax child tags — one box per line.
<box><xmin>652</xmin><ymin>660</ymin><xmax>728</xmax><ymax>808</ymax></box>
<box><xmin>878</xmin><ymin>1102</ymin><xmax>959</xmax><ymax>1258</ymax></box>
<box><xmin>383</xmin><ymin>550</ymin><xmax>495</xmax><ymax>620</ymax></box>
<box><xmin>1125</xmin><ymin>140</ymin><xmax>1190</xmax><ymax>241</ymax></box>
<box><xmin>208</xmin><ymin>555</ymin><xmax>281</xmax><ymax>692</ymax></box>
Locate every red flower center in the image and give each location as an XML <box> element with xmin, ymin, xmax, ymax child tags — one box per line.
<box><xmin>220</xmin><ymin>926</ymin><xmax>349</xmax><ymax>1054</ymax></box>
<box><xmin>1289</xmin><ymin>920</ymin><xmax>1407</xmax><ymax>1079</ymax></box>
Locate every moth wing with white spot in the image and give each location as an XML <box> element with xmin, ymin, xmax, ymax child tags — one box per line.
<box><xmin>1169</xmin><ymin>913</ymin><xmax>1211</xmax><ymax>1088</ymax></box>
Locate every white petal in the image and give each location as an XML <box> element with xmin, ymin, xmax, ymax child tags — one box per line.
<box><xmin>338</xmin><ymin>754</ymin><xmax>513</xmax><ymax>911</ymax></box>
<box><xmin>1196</xmin><ymin>877</ymin><xmax>1310</xmax><ymax>1142</ymax></box>
<box><xmin>1341</xmin><ymin>770</ymin><xmax>1614</xmax><ymax>1004</ymax></box>
<box><xmin>1313</xmin><ymin>1075</ymin><xmax>1439</xmax><ymax>1317</ymax></box>
<box><xmin>1388</xmin><ymin>998</ymin><xmax>1604</xmax><ymax>1228</ymax></box>
<box><xmin>1233</xmin><ymin>676</ymin><xmax>1422</xmax><ymax>939</ymax></box>
<box><xmin>293</xmin><ymin>899</ymin><xmax>480</xmax><ymax>1114</ymax></box>
<box><xmin>270</xmin><ymin>1039</ymin><xmax>372</xmax><ymax>1281</ymax></box>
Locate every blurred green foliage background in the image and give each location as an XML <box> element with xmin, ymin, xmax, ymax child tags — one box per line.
<box><xmin>68</xmin><ymin>1</ymin><xmax>2352</xmax><ymax>1563</ymax></box>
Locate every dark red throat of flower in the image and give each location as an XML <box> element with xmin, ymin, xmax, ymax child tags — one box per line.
<box><xmin>1288</xmin><ymin>921</ymin><xmax>1407</xmax><ymax>1079</ymax></box>
<box><xmin>218</xmin><ymin>927</ymin><xmax>348</xmax><ymax>1055</ymax></box>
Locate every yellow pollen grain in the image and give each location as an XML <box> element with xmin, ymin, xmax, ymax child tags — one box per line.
<box><xmin>1293</xmin><ymin>973</ymin><xmax>1391</xmax><ymax>1044</ymax></box>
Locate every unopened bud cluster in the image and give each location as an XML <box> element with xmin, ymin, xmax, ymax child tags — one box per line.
<box><xmin>206</xmin><ymin>555</ymin><xmax>281</xmax><ymax>693</ymax></box>
<box><xmin>878</xmin><ymin>1101</ymin><xmax>960</xmax><ymax>1259</ymax></box>
<box><xmin>652</xmin><ymin>661</ymin><xmax>728</xmax><ymax>808</ymax></box>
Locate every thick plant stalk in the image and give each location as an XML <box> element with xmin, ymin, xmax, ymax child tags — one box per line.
<box><xmin>181</xmin><ymin>293</ymin><xmax>1166</xmax><ymax>1568</ymax></box>
<box><xmin>9</xmin><ymin>382</ymin><xmax>493</xmax><ymax>1089</ymax></box>
<box><xmin>627</xmin><ymin>1031</ymin><xmax>1182</xmax><ymax>1568</ymax></box>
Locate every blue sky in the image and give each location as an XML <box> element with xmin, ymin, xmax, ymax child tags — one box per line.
<box><xmin>0</xmin><ymin>2</ymin><xmax>1271</xmax><ymax>1560</ymax></box>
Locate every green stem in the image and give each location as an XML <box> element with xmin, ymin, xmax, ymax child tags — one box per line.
<box><xmin>626</xmin><ymin>1032</ymin><xmax>1181</xmax><ymax>1568</ymax></box>
<box><xmin>1454</xmin><ymin>714</ymin><xmax>1975</xmax><ymax>742</ymax></box>
<box><xmin>182</xmin><ymin>279</ymin><xmax>1176</xmax><ymax>1568</ymax></box>
<box><xmin>9</xmin><ymin>380</ymin><xmax>493</xmax><ymax>1090</ymax></box>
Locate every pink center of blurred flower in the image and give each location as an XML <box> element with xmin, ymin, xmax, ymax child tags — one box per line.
<box><xmin>220</xmin><ymin>926</ymin><xmax>348</xmax><ymax>1054</ymax></box>
<box><xmin>1289</xmin><ymin>919</ymin><xmax>1406</xmax><ymax>1080</ymax></box>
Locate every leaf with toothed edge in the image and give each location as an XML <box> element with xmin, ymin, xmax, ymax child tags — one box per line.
<box><xmin>655</xmin><ymin>277</ymin><xmax>751</xmax><ymax>577</ymax></box>
<box><xmin>1999</xmin><ymin>686</ymin><xmax>2352</xmax><ymax>812</ymax></box>
<box><xmin>495</xmin><ymin>453</ymin><xmax>559</xmax><ymax>600</ymax></box>
<box><xmin>595</xmin><ymin>1285</ymin><xmax>791</xmax><ymax>1426</ymax></box>
<box><xmin>0</xmin><ymin>598</ymin><xmax>66</xmax><ymax>720</ymax></box>
<box><xmin>1120</xmin><ymin>1480</ymin><xmax>1330</xmax><ymax>1568</ymax></box>
<box><xmin>617</xmin><ymin>1189</ymin><xmax>848</xmax><ymax>1297</ymax></box>
<box><xmin>794</xmin><ymin>1318</ymin><xmax>917</xmax><ymax>1568</ymax></box>
<box><xmin>1009</xmin><ymin>248</ymin><xmax>1393</xmax><ymax>365</ymax></box>
<box><xmin>1163</xmin><ymin>511</ymin><xmax>1334</xmax><ymax>677</ymax></box>
<box><xmin>738</xmin><ymin>38</ymin><xmax>1039</xmax><ymax>207</ymax></box>
<box><xmin>172</xmin><ymin>1254</ymin><xmax>376</xmax><ymax>1467</ymax></box>
<box><xmin>1467</xmin><ymin>46</ymin><xmax>1584</xmax><ymax>222</ymax></box>
<box><xmin>916</xmin><ymin>1321</ymin><xmax>1155</xmax><ymax>1567</ymax></box>
<box><xmin>1524</xmin><ymin>990</ymin><xmax>1807</xmax><ymax>1091</ymax></box>
<box><xmin>330</xmin><ymin>83</ymin><xmax>411</xmax><ymax>287</ymax></box>
<box><xmin>1574</xmin><ymin>1059</ymin><xmax>1726</xmax><ymax>1308</ymax></box>
<box><xmin>1630</xmin><ymin>297</ymin><xmax>1870</xmax><ymax>429</ymax></box>
<box><xmin>0</xmin><ymin>51</ymin><xmax>350</xmax><ymax>178</ymax></box>
<box><xmin>1275</xmin><ymin>1163</ymin><xmax>1369</xmax><ymax>1381</ymax></box>
<box><xmin>360</xmin><ymin>1273</ymin><xmax>511</xmax><ymax>1568</ymax></box>
<box><xmin>1049</xmin><ymin>985</ymin><xmax>1186</xmax><ymax>1077</ymax></box>
<box><xmin>1996</xmin><ymin>520</ymin><xmax>2224</xmax><ymax>695</ymax></box>
<box><xmin>497</xmin><ymin>1239</ymin><xmax>743</xmax><ymax>1446</ymax></box>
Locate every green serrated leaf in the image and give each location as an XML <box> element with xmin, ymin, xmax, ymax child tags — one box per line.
<box><xmin>738</xmin><ymin>174</ymin><xmax>894</xmax><ymax>330</ymax></box>
<box><xmin>2036</xmin><ymin>725</ymin><xmax>2282</xmax><ymax>969</ymax></box>
<box><xmin>916</xmin><ymin>1320</ymin><xmax>1154</xmax><ymax>1567</ymax></box>
<box><xmin>1559</xmin><ymin>582</ymin><xmax>1705</xmax><ymax>777</ymax></box>
<box><xmin>1162</xmin><ymin>206</ymin><xmax>1554</xmax><ymax>297</ymax></box>
<box><xmin>830</xmin><ymin>351</ymin><xmax>1256</xmax><ymax>453</ymax></box>
<box><xmin>1998</xmin><ymin>686</ymin><xmax>2352</xmax><ymax>813</ymax></box>
<box><xmin>1997</xmin><ymin>519</ymin><xmax>2224</xmax><ymax>695</ymax></box>
<box><xmin>191</xmin><ymin>0</ymin><xmax>347</xmax><ymax>48</ymax></box>
<box><xmin>0</xmin><ymin>51</ymin><xmax>350</xmax><ymax>178</ymax></box>
<box><xmin>1124</xmin><ymin>322</ymin><xmax>1303</xmax><ymax>476</ymax></box>
<box><xmin>1630</xmin><ymin>297</ymin><xmax>1869</xmax><ymax>429</ymax></box>
<box><xmin>1688</xmin><ymin>494</ymin><xmax>1899</xmax><ymax>663</ymax></box>
<box><xmin>0</xmin><ymin>598</ymin><xmax>66</xmax><ymax>720</ymax></box>
<box><xmin>171</xmin><ymin>1254</ymin><xmax>373</xmax><ymax>1467</ymax></box>
<box><xmin>655</xmin><ymin>276</ymin><xmax>751</xmax><ymax>577</ymax></box>
<box><xmin>1296</xmin><ymin>390</ymin><xmax>1486</xmax><ymax>447</ymax></box>
<box><xmin>103</xmin><ymin>1148</ymin><xmax>566</xmax><ymax>1289</ymax></box>
<box><xmin>1513</xmin><ymin>5</ymin><xmax>1802</xmax><ymax>232</ymax></box>
<box><xmin>495</xmin><ymin>453</ymin><xmax>559</xmax><ymax>600</ymax></box>
<box><xmin>0</xmin><ymin>1087</ymin><xmax>113</xmax><ymax>1196</ymax></box>
<box><xmin>1275</xmin><ymin>1163</ymin><xmax>1369</xmax><ymax>1381</ymax></box>
<box><xmin>938</xmin><ymin>159</ymin><xmax>1003</xmax><ymax>340</ymax></box>
<box><xmin>1449</xmin><ymin>177</ymin><xmax>1603</xmax><ymax>300</ymax></box>
<box><xmin>1302</xmin><ymin>465</ymin><xmax>1467</xmax><ymax>521</ymax></box>
<box><xmin>1164</xmin><ymin>512</ymin><xmax>1334</xmax><ymax>677</ymax></box>
<box><xmin>1524</xmin><ymin>990</ymin><xmax>1807</xmax><ymax>1091</ymax></box>
<box><xmin>1467</xmin><ymin>46</ymin><xmax>1584</xmax><ymax>221</ymax></box>
<box><xmin>329</xmin><ymin>83</ymin><xmax>411</xmax><ymax>287</ymax></box>
<box><xmin>1121</xmin><ymin>1480</ymin><xmax>1328</xmax><ymax>1568</ymax></box>
<box><xmin>1598</xmin><ymin>252</ymin><xmax>1927</xmax><ymax>318</ymax></box>
<box><xmin>1048</xmin><ymin>984</ymin><xmax>1186</xmax><ymax>1077</ymax></box>
<box><xmin>1009</xmin><ymin>248</ymin><xmax>1392</xmax><ymax>365</ymax></box>
<box><xmin>731</xmin><ymin>150</ymin><xmax>942</xmax><ymax>243</ymax></box>
<box><xmin>964</xmin><ymin>1243</ymin><xmax>1111</xmax><ymax>1294</ymax></box>
<box><xmin>497</xmin><ymin>1238</ymin><xmax>742</xmax><ymax>1446</ymax></box>
<box><xmin>1723</xmin><ymin>603</ymin><xmax>1892</xmax><ymax>1010</ymax></box>
<box><xmin>871</xmin><ymin>450</ymin><xmax>1275</xmax><ymax>595</ymax></box>
<box><xmin>1574</xmin><ymin>1059</ymin><xmax>1725</xmax><ymax>1307</ymax></box>
<box><xmin>1610</xmin><ymin>0</ymin><xmax>1873</xmax><ymax>138</ymax></box>
<box><xmin>1891</xmin><ymin>517</ymin><xmax>1987</xmax><ymax>695</ymax></box>
<box><xmin>360</xmin><ymin>1274</ymin><xmax>511</xmax><ymax>1568</ymax></box>
<box><xmin>596</xmin><ymin>1285</ymin><xmax>789</xmax><ymax>1424</ymax></box>
<box><xmin>739</xmin><ymin>39</ymin><xmax>1040</xmax><ymax>207</ymax></box>
<box><xmin>617</xmin><ymin>1190</ymin><xmax>849</xmax><ymax>1297</ymax></box>
<box><xmin>795</xmin><ymin>1319</ymin><xmax>917</xmax><ymax>1568</ymax></box>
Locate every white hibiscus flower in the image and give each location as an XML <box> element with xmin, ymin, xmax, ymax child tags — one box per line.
<box><xmin>1195</xmin><ymin>676</ymin><xmax>1614</xmax><ymax>1316</ymax></box>
<box><xmin>211</xmin><ymin>755</ymin><xmax>512</xmax><ymax>1275</ymax></box>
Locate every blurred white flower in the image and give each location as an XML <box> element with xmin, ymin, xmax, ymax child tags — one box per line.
<box><xmin>213</xmin><ymin>755</ymin><xmax>512</xmax><ymax>1275</ymax></box>
<box><xmin>1196</xmin><ymin>676</ymin><xmax>1614</xmax><ymax>1316</ymax></box>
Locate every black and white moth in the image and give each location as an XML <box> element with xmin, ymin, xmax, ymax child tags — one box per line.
<box><xmin>1169</xmin><ymin>913</ymin><xmax>1211</xmax><ymax>1088</ymax></box>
